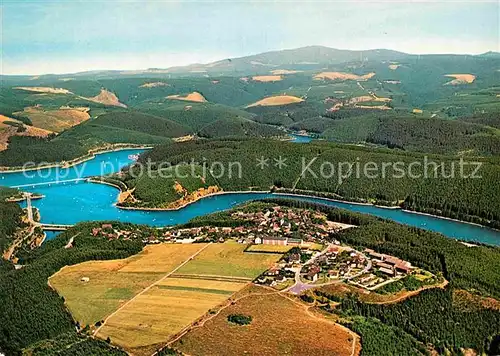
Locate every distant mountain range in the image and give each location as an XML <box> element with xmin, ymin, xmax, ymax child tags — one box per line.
<box><xmin>164</xmin><ymin>46</ymin><xmax>410</xmax><ymax>74</ymax></box>
<box><xmin>3</xmin><ymin>46</ymin><xmax>499</xmax><ymax>78</ymax></box>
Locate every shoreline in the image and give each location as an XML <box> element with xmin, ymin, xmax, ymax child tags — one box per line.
<box><xmin>6</xmin><ymin>194</ymin><xmax>45</xmax><ymax>202</ymax></box>
<box><xmin>0</xmin><ymin>144</ymin><xmax>152</xmax><ymax>173</ymax></box>
<box><xmin>89</xmin><ymin>177</ymin><xmax>270</xmax><ymax>211</ymax></box>
<box><xmin>117</xmin><ymin>190</ymin><xmax>271</xmax><ymax>212</ymax></box>
<box><xmin>84</xmin><ymin>179</ymin><xmax>499</xmax><ymax>232</ymax></box>
<box><xmin>273</xmin><ymin>190</ymin><xmax>400</xmax><ymax>208</ymax></box>
<box><xmin>401</xmin><ymin>209</ymin><xmax>500</xmax><ymax>232</ymax></box>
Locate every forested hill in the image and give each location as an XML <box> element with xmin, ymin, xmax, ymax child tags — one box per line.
<box><xmin>1</xmin><ymin>46</ymin><xmax>499</xmax><ymax>165</ymax></box>
<box><xmin>0</xmin><ymin>190</ymin><xmax>24</xmax><ymax>254</ymax></box>
<box><xmin>127</xmin><ymin>138</ymin><xmax>500</xmax><ymax>228</ymax></box>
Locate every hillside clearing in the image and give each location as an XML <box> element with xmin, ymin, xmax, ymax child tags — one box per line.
<box><xmin>13</xmin><ymin>106</ymin><xmax>90</xmax><ymax>133</ymax></box>
<box><xmin>166</xmin><ymin>91</ymin><xmax>207</xmax><ymax>103</ymax></box>
<box><xmin>444</xmin><ymin>74</ymin><xmax>476</xmax><ymax>85</ymax></box>
<box><xmin>246</xmin><ymin>95</ymin><xmax>304</xmax><ymax>108</ymax></box>
<box><xmin>174</xmin><ymin>285</ymin><xmax>359</xmax><ymax>356</ymax></box>
<box><xmin>96</xmin><ymin>278</ymin><xmax>246</xmax><ymax>355</ymax></box>
<box><xmin>84</xmin><ymin>89</ymin><xmax>127</xmax><ymax>107</ymax></box>
<box><xmin>13</xmin><ymin>86</ymin><xmax>73</xmax><ymax>94</ymax></box>
<box><xmin>314</xmin><ymin>72</ymin><xmax>375</xmax><ymax>81</ymax></box>
<box><xmin>0</xmin><ymin>115</ymin><xmax>53</xmax><ymax>150</ymax></box>
<box><xmin>49</xmin><ymin>243</ymin><xmax>207</xmax><ymax>326</ymax></box>
<box><xmin>251</xmin><ymin>75</ymin><xmax>282</xmax><ymax>82</ymax></box>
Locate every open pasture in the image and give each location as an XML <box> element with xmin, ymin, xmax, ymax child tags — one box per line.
<box><xmin>96</xmin><ymin>276</ymin><xmax>246</xmax><ymax>355</ymax></box>
<box><xmin>175</xmin><ymin>242</ymin><xmax>283</xmax><ymax>279</ymax></box>
<box><xmin>14</xmin><ymin>106</ymin><xmax>90</xmax><ymax>132</ymax></box>
<box><xmin>174</xmin><ymin>285</ymin><xmax>359</xmax><ymax>356</ymax></box>
<box><xmin>245</xmin><ymin>244</ymin><xmax>293</xmax><ymax>253</ymax></box>
<box><xmin>246</xmin><ymin>95</ymin><xmax>304</xmax><ymax>107</ymax></box>
<box><xmin>49</xmin><ymin>243</ymin><xmax>207</xmax><ymax>325</ymax></box>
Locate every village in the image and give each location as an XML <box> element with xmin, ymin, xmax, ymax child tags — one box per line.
<box><xmin>89</xmin><ymin>206</ymin><xmax>429</xmax><ymax>293</ymax></box>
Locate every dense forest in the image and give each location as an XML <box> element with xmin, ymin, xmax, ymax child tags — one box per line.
<box><xmin>0</xmin><ymin>224</ymin><xmax>144</xmax><ymax>355</ymax></box>
<box><xmin>339</xmin><ymin>288</ymin><xmax>500</xmax><ymax>354</ymax></box>
<box><xmin>23</xmin><ymin>332</ymin><xmax>126</xmax><ymax>356</ymax></box>
<box><xmin>1</xmin><ymin>47</ymin><xmax>500</xmax><ymax>355</ymax></box>
<box><xmin>0</xmin><ymin>199</ymin><xmax>24</xmax><ymax>253</ymax></box>
<box><xmin>1</xmin><ymin>50</ymin><xmax>499</xmax><ymax>167</ymax></box>
<box><xmin>343</xmin><ymin>316</ymin><xmax>429</xmax><ymax>356</ymax></box>
<box><xmin>132</xmin><ymin>138</ymin><xmax>500</xmax><ymax>227</ymax></box>
<box><xmin>0</xmin><ymin>136</ymin><xmax>87</xmax><ymax>167</ymax></box>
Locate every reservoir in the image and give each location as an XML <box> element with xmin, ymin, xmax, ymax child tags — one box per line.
<box><xmin>1</xmin><ymin>148</ymin><xmax>499</xmax><ymax>246</ymax></box>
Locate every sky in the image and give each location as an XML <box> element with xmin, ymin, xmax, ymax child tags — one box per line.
<box><xmin>1</xmin><ymin>0</ymin><xmax>499</xmax><ymax>75</ymax></box>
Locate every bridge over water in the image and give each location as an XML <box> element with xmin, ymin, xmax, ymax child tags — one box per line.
<box><xmin>40</xmin><ymin>223</ymin><xmax>74</xmax><ymax>231</ymax></box>
<box><xmin>23</xmin><ymin>193</ymin><xmax>74</xmax><ymax>230</ymax></box>
<box><xmin>11</xmin><ymin>178</ymin><xmax>89</xmax><ymax>189</ymax></box>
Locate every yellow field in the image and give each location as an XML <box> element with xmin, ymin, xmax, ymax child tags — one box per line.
<box><xmin>166</xmin><ymin>91</ymin><xmax>207</xmax><ymax>103</ymax></box>
<box><xmin>96</xmin><ymin>276</ymin><xmax>247</xmax><ymax>354</ymax></box>
<box><xmin>14</xmin><ymin>86</ymin><xmax>72</xmax><ymax>94</ymax></box>
<box><xmin>301</xmin><ymin>242</ymin><xmax>324</xmax><ymax>251</ymax></box>
<box><xmin>175</xmin><ymin>242</ymin><xmax>282</xmax><ymax>279</ymax></box>
<box><xmin>0</xmin><ymin>115</ymin><xmax>52</xmax><ymax>151</ymax></box>
<box><xmin>246</xmin><ymin>95</ymin><xmax>304</xmax><ymax>108</ymax></box>
<box><xmin>174</xmin><ymin>285</ymin><xmax>359</xmax><ymax>356</ymax></box>
<box><xmin>444</xmin><ymin>73</ymin><xmax>476</xmax><ymax>85</ymax></box>
<box><xmin>252</xmin><ymin>75</ymin><xmax>282</xmax><ymax>82</ymax></box>
<box><xmin>85</xmin><ymin>89</ymin><xmax>127</xmax><ymax>107</ymax></box>
<box><xmin>52</xmin><ymin>242</ymin><xmax>285</xmax><ymax>354</ymax></box>
<box><xmin>13</xmin><ymin>106</ymin><xmax>90</xmax><ymax>132</ymax></box>
<box><xmin>245</xmin><ymin>244</ymin><xmax>293</xmax><ymax>253</ymax></box>
<box><xmin>314</xmin><ymin>71</ymin><xmax>375</xmax><ymax>81</ymax></box>
<box><xmin>49</xmin><ymin>243</ymin><xmax>207</xmax><ymax>325</ymax></box>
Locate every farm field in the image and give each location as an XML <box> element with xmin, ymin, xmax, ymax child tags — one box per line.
<box><xmin>51</xmin><ymin>242</ymin><xmax>286</xmax><ymax>355</ymax></box>
<box><xmin>166</xmin><ymin>91</ymin><xmax>207</xmax><ymax>103</ymax></box>
<box><xmin>96</xmin><ymin>277</ymin><xmax>247</xmax><ymax>354</ymax></box>
<box><xmin>245</xmin><ymin>244</ymin><xmax>293</xmax><ymax>253</ymax></box>
<box><xmin>49</xmin><ymin>243</ymin><xmax>207</xmax><ymax>325</ymax></box>
<box><xmin>13</xmin><ymin>106</ymin><xmax>90</xmax><ymax>132</ymax></box>
<box><xmin>175</xmin><ymin>242</ymin><xmax>283</xmax><ymax>279</ymax></box>
<box><xmin>0</xmin><ymin>115</ymin><xmax>52</xmax><ymax>151</ymax></box>
<box><xmin>246</xmin><ymin>95</ymin><xmax>304</xmax><ymax>107</ymax></box>
<box><xmin>173</xmin><ymin>285</ymin><xmax>360</xmax><ymax>356</ymax></box>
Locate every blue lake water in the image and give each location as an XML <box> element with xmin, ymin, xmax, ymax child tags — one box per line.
<box><xmin>44</xmin><ymin>230</ymin><xmax>62</xmax><ymax>240</ymax></box>
<box><xmin>2</xmin><ymin>148</ymin><xmax>500</xmax><ymax>246</ymax></box>
<box><xmin>290</xmin><ymin>134</ymin><xmax>313</xmax><ymax>143</ymax></box>
<box><xmin>0</xmin><ymin>149</ymin><xmax>146</xmax><ymax>188</ymax></box>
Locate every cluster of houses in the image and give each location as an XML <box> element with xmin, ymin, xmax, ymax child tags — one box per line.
<box><xmin>153</xmin><ymin>206</ymin><xmax>342</xmax><ymax>246</ymax></box>
<box><xmin>90</xmin><ymin>224</ymin><xmax>157</xmax><ymax>242</ymax></box>
<box><xmin>348</xmin><ymin>249</ymin><xmax>416</xmax><ymax>290</ymax></box>
<box><xmin>301</xmin><ymin>245</ymin><xmax>366</xmax><ymax>283</ymax></box>
<box><xmin>363</xmin><ymin>249</ymin><xmax>413</xmax><ymax>276</ymax></box>
<box><xmin>256</xmin><ymin>247</ymin><xmax>317</xmax><ymax>288</ymax></box>
<box><xmin>255</xmin><ymin>242</ymin><xmax>418</xmax><ymax>291</ymax></box>
<box><xmin>230</xmin><ymin>206</ymin><xmax>338</xmax><ymax>242</ymax></box>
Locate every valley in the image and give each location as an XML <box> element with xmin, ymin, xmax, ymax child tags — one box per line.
<box><xmin>1</xmin><ymin>45</ymin><xmax>500</xmax><ymax>356</ymax></box>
